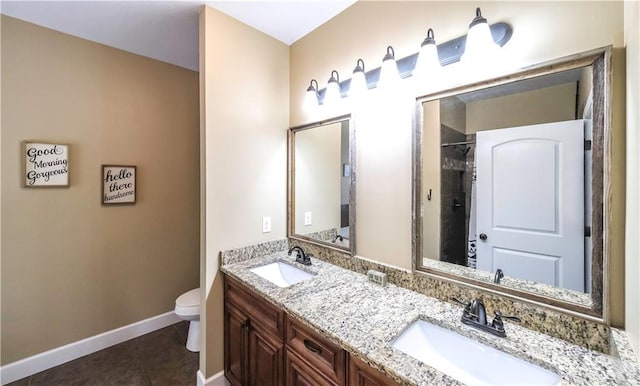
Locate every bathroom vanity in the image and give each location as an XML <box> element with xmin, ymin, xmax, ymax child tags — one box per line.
<box><xmin>221</xmin><ymin>246</ymin><xmax>640</xmax><ymax>386</ymax></box>
<box><xmin>224</xmin><ymin>274</ymin><xmax>398</xmax><ymax>386</ymax></box>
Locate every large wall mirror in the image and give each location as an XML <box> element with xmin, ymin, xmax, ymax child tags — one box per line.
<box><xmin>413</xmin><ymin>47</ymin><xmax>611</xmax><ymax>319</ymax></box>
<box><xmin>288</xmin><ymin>115</ymin><xmax>355</xmax><ymax>255</ymax></box>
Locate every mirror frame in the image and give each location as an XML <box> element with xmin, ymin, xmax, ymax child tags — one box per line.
<box><xmin>288</xmin><ymin>114</ymin><xmax>356</xmax><ymax>256</ymax></box>
<box><xmin>412</xmin><ymin>47</ymin><xmax>612</xmax><ymax>321</ymax></box>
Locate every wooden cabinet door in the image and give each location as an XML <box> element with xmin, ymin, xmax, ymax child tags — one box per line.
<box><xmin>225</xmin><ymin>302</ymin><xmax>249</xmax><ymax>386</ymax></box>
<box><xmin>348</xmin><ymin>355</ymin><xmax>400</xmax><ymax>386</ymax></box>
<box><xmin>224</xmin><ymin>275</ymin><xmax>286</xmax><ymax>386</ymax></box>
<box><xmin>286</xmin><ymin>349</ymin><xmax>336</xmax><ymax>386</ymax></box>
<box><xmin>248</xmin><ymin>324</ymin><xmax>284</xmax><ymax>386</ymax></box>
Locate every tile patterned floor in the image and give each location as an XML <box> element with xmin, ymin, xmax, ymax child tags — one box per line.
<box><xmin>7</xmin><ymin>322</ymin><xmax>199</xmax><ymax>386</ymax></box>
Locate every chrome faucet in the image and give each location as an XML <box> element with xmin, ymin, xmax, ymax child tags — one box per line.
<box><xmin>288</xmin><ymin>246</ymin><xmax>312</xmax><ymax>266</ymax></box>
<box><xmin>453</xmin><ymin>297</ymin><xmax>520</xmax><ymax>337</ymax></box>
<box><xmin>469</xmin><ymin>298</ymin><xmax>487</xmax><ymax>325</ymax></box>
<box><xmin>494</xmin><ymin>269</ymin><xmax>504</xmax><ymax>284</ymax></box>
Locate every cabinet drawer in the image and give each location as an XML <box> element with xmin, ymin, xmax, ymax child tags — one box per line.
<box><xmin>225</xmin><ymin>275</ymin><xmax>284</xmax><ymax>339</ymax></box>
<box><xmin>286</xmin><ymin>315</ymin><xmax>345</xmax><ymax>385</ymax></box>
<box><xmin>286</xmin><ymin>348</ymin><xmax>335</xmax><ymax>386</ymax></box>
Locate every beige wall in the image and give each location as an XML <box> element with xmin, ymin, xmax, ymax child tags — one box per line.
<box><xmin>295</xmin><ymin>122</ymin><xmax>341</xmax><ymax>235</ymax></box>
<box><xmin>1</xmin><ymin>16</ymin><xmax>200</xmax><ymax>364</ymax></box>
<box><xmin>422</xmin><ymin>100</ymin><xmax>440</xmax><ymax>261</ymax></box>
<box><xmin>440</xmin><ymin>97</ymin><xmax>466</xmax><ymax>134</ymax></box>
<box><xmin>353</xmin><ymin>87</ymin><xmax>414</xmax><ymax>269</ymax></box>
<box><xmin>200</xmin><ymin>6</ymin><xmax>289</xmax><ymax>376</ymax></box>
<box><xmin>625</xmin><ymin>0</ymin><xmax>640</xmax><ymax>357</ymax></box>
<box><xmin>290</xmin><ymin>1</ymin><xmax>625</xmax><ymax>324</ymax></box>
<box><xmin>466</xmin><ymin>83</ymin><xmax>577</xmax><ymax>133</ymax></box>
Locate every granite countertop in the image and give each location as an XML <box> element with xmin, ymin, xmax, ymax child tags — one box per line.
<box><xmin>221</xmin><ymin>251</ymin><xmax>640</xmax><ymax>386</ymax></box>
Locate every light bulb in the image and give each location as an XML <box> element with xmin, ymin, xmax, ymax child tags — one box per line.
<box><xmin>324</xmin><ymin>70</ymin><xmax>341</xmax><ymax>107</ymax></box>
<box><xmin>461</xmin><ymin>7</ymin><xmax>500</xmax><ymax>65</ymax></box>
<box><xmin>378</xmin><ymin>46</ymin><xmax>400</xmax><ymax>90</ymax></box>
<box><xmin>303</xmin><ymin>79</ymin><xmax>319</xmax><ymax>112</ymax></box>
<box><xmin>349</xmin><ymin>58</ymin><xmax>368</xmax><ymax>101</ymax></box>
<box><xmin>414</xmin><ymin>28</ymin><xmax>442</xmax><ymax>82</ymax></box>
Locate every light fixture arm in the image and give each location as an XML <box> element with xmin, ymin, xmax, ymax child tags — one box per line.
<box><xmin>383</xmin><ymin>46</ymin><xmax>395</xmax><ymax>62</ymax></box>
<box><xmin>328</xmin><ymin>70</ymin><xmax>340</xmax><ymax>84</ymax></box>
<box><xmin>469</xmin><ymin>7</ymin><xmax>487</xmax><ymax>28</ymax></box>
<box><xmin>422</xmin><ymin>28</ymin><xmax>436</xmax><ymax>47</ymax></box>
<box><xmin>307</xmin><ymin>79</ymin><xmax>319</xmax><ymax>94</ymax></box>
<box><xmin>353</xmin><ymin>58</ymin><xmax>365</xmax><ymax>74</ymax></box>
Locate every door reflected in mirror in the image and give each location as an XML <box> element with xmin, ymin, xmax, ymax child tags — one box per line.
<box><xmin>417</xmin><ymin>53</ymin><xmax>608</xmax><ymax>313</ymax></box>
<box><xmin>289</xmin><ymin>116</ymin><xmax>354</xmax><ymax>252</ymax></box>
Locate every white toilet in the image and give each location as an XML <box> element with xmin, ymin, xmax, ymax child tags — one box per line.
<box><xmin>175</xmin><ymin>288</ymin><xmax>201</xmax><ymax>352</ymax></box>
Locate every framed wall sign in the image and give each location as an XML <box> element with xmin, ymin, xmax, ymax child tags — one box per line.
<box><xmin>24</xmin><ymin>142</ymin><xmax>70</xmax><ymax>187</ymax></box>
<box><xmin>102</xmin><ymin>165</ymin><xmax>136</xmax><ymax>205</ymax></box>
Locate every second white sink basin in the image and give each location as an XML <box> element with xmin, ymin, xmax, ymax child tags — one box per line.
<box><xmin>392</xmin><ymin>319</ymin><xmax>561</xmax><ymax>386</ymax></box>
<box><xmin>249</xmin><ymin>261</ymin><xmax>315</xmax><ymax>288</ymax></box>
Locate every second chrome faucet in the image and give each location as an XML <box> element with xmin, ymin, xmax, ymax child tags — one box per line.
<box><xmin>453</xmin><ymin>297</ymin><xmax>521</xmax><ymax>338</ymax></box>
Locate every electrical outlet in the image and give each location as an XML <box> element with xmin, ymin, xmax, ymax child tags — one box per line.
<box><xmin>262</xmin><ymin>216</ymin><xmax>271</xmax><ymax>233</ymax></box>
<box><xmin>367</xmin><ymin>270</ymin><xmax>387</xmax><ymax>287</ymax></box>
<box><xmin>304</xmin><ymin>211</ymin><xmax>312</xmax><ymax>226</ymax></box>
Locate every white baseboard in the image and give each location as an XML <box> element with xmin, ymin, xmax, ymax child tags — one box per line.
<box><xmin>197</xmin><ymin>370</ymin><xmax>229</xmax><ymax>386</ymax></box>
<box><xmin>0</xmin><ymin>311</ymin><xmax>181</xmax><ymax>385</ymax></box>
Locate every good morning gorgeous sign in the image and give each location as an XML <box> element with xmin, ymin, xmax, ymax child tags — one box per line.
<box><xmin>102</xmin><ymin>165</ymin><xmax>136</xmax><ymax>205</ymax></box>
<box><xmin>24</xmin><ymin>142</ymin><xmax>69</xmax><ymax>187</ymax></box>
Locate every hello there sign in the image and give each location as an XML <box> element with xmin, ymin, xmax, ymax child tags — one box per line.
<box><xmin>24</xmin><ymin>142</ymin><xmax>70</xmax><ymax>187</ymax></box>
<box><xmin>102</xmin><ymin>165</ymin><xmax>136</xmax><ymax>205</ymax></box>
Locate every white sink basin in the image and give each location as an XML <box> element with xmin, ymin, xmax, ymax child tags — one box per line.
<box><xmin>392</xmin><ymin>319</ymin><xmax>561</xmax><ymax>386</ymax></box>
<box><xmin>249</xmin><ymin>261</ymin><xmax>315</xmax><ymax>288</ymax></box>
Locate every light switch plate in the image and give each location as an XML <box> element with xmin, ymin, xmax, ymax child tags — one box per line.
<box><xmin>304</xmin><ymin>211</ymin><xmax>312</xmax><ymax>226</ymax></box>
<box><xmin>262</xmin><ymin>216</ymin><xmax>271</xmax><ymax>233</ymax></box>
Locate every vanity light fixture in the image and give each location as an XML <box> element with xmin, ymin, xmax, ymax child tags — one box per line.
<box><xmin>414</xmin><ymin>28</ymin><xmax>442</xmax><ymax>80</ymax></box>
<box><xmin>303</xmin><ymin>79</ymin><xmax>319</xmax><ymax>111</ymax></box>
<box><xmin>324</xmin><ymin>70</ymin><xmax>342</xmax><ymax>107</ymax></box>
<box><xmin>378</xmin><ymin>46</ymin><xmax>401</xmax><ymax>90</ymax></box>
<box><xmin>302</xmin><ymin>7</ymin><xmax>513</xmax><ymax>109</ymax></box>
<box><xmin>461</xmin><ymin>7</ymin><xmax>501</xmax><ymax>64</ymax></box>
<box><xmin>349</xmin><ymin>58</ymin><xmax>368</xmax><ymax>100</ymax></box>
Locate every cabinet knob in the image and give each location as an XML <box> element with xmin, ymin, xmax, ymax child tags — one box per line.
<box><xmin>479</xmin><ymin>233</ymin><xmax>488</xmax><ymax>241</ymax></box>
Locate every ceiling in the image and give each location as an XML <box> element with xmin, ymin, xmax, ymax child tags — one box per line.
<box><xmin>0</xmin><ymin>0</ymin><xmax>357</xmax><ymax>71</ymax></box>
